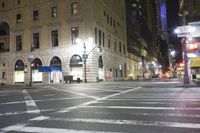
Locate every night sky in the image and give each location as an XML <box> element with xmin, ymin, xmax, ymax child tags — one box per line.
<box><xmin>166</xmin><ymin>0</ymin><xmax>182</xmax><ymax>63</ymax></box>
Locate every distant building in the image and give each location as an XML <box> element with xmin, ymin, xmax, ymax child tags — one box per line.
<box><xmin>126</xmin><ymin>0</ymin><xmax>161</xmax><ymax>79</ymax></box>
<box><xmin>0</xmin><ymin>0</ymin><xmax>127</xmax><ymax>84</ymax></box>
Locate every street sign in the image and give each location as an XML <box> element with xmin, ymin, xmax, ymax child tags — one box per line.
<box><xmin>175</xmin><ymin>25</ymin><xmax>192</xmax><ymax>37</ymax></box>
<box><xmin>189</xmin><ymin>22</ymin><xmax>200</xmax><ymax>37</ymax></box>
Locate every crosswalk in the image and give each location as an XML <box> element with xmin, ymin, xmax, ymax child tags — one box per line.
<box><xmin>1</xmin><ymin>85</ymin><xmax>200</xmax><ymax>133</ymax></box>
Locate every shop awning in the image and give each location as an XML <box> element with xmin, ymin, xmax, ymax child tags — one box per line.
<box><xmin>190</xmin><ymin>57</ymin><xmax>200</xmax><ymax>67</ymax></box>
<box><xmin>38</xmin><ymin>66</ymin><xmax>62</xmax><ymax>72</ymax></box>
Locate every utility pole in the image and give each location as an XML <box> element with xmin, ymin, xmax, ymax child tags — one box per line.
<box><xmin>182</xmin><ymin>11</ymin><xmax>190</xmax><ymax>84</ymax></box>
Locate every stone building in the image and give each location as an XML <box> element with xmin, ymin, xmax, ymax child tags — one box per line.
<box><xmin>0</xmin><ymin>0</ymin><xmax>127</xmax><ymax>84</ymax></box>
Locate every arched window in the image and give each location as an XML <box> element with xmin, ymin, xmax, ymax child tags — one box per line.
<box><xmin>15</xmin><ymin>60</ymin><xmax>24</xmax><ymax>71</ymax></box>
<box><xmin>70</xmin><ymin>55</ymin><xmax>82</xmax><ymax>67</ymax></box>
<box><xmin>50</xmin><ymin>56</ymin><xmax>61</xmax><ymax>66</ymax></box>
<box><xmin>32</xmin><ymin>58</ymin><xmax>42</xmax><ymax>69</ymax></box>
<box><xmin>99</xmin><ymin>56</ymin><xmax>103</xmax><ymax>68</ymax></box>
<box><xmin>0</xmin><ymin>29</ymin><xmax>6</xmax><ymax>36</ymax></box>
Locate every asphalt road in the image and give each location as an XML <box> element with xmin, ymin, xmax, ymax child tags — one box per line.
<box><xmin>0</xmin><ymin>79</ymin><xmax>200</xmax><ymax>133</ymax></box>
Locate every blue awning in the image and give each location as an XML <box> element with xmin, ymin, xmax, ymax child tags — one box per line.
<box><xmin>38</xmin><ymin>66</ymin><xmax>62</xmax><ymax>72</ymax></box>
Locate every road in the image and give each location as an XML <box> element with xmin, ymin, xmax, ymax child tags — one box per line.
<box><xmin>0</xmin><ymin>79</ymin><xmax>200</xmax><ymax>133</ymax></box>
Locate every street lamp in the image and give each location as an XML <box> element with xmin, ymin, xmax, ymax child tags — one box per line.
<box><xmin>76</xmin><ymin>37</ymin><xmax>96</xmax><ymax>83</ymax></box>
<box><xmin>28</xmin><ymin>53</ymin><xmax>33</xmax><ymax>86</ymax></box>
<box><xmin>28</xmin><ymin>44</ymin><xmax>34</xmax><ymax>86</ymax></box>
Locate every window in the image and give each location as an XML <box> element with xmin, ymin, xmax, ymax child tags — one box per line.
<box><xmin>2</xmin><ymin>72</ymin><xmax>6</xmax><ymax>79</ymax></box>
<box><xmin>119</xmin><ymin>41</ymin><xmax>122</xmax><ymax>53</ymax></box>
<box><xmin>51</xmin><ymin>30</ymin><xmax>58</xmax><ymax>47</ymax></box>
<box><xmin>71</xmin><ymin>2</ymin><xmax>78</xmax><ymax>15</ymax></box>
<box><xmin>113</xmin><ymin>19</ymin><xmax>115</xmax><ymax>28</ymax></box>
<box><xmin>107</xmin><ymin>14</ymin><xmax>109</xmax><ymax>23</ymax></box>
<box><xmin>104</xmin><ymin>11</ymin><xmax>106</xmax><ymax>16</ymax></box>
<box><xmin>102</xmin><ymin>32</ymin><xmax>105</xmax><ymax>47</ymax></box>
<box><xmin>16</xmin><ymin>35</ymin><xmax>22</xmax><ymax>51</ymax></box>
<box><xmin>123</xmin><ymin>44</ymin><xmax>126</xmax><ymax>54</ymax></box>
<box><xmin>18</xmin><ymin>0</ymin><xmax>20</xmax><ymax>5</ymax></box>
<box><xmin>16</xmin><ymin>14</ymin><xmax>22</xmax><ymax>24</ymax></box>
<box><xmin>110</xmin><ymin>16</ymin><xmax>112</xmax><ymax>25</ymax></box>
<box><xmin>114</xmin><ymin>40</ymin><xmax>117</xmax><ymax>51</ymax></box>
<box><xmin>98</xmin><ymin>30</ymin><xmax>101</xmax><ymax>46</ymax></box>
<box><xmin>51</xmin><ymin>7</ymin><xmax>57</xmax><ymax>17</ymax></box>
<box><xmin>2</xmin><ymin>2</ymin><xmax>5</xmax><ymax>8</ymax></box>
<box><xmin>0</xmin><ymin>43</ymin><xmax>4</xmax><ymax>50</ymax></box>
<box><xmin>108</xmin><ymin>36</ymin><xmax>111</xmax><ymax>49</ymax></box>
<box><xmin>33</xmin><ymin>32</ymin><xmax>39</xmax><ymax>49</ymax></box>
<box><xmin>33</xmin><ymin>10</ymin><xmax>39</xmax><ymax>20</ymax></box>
<box><xmin>71</xmin><ymin>27</ymin><xmax>79</xmax><ymax>45</ymax></box>
<box><xmin>95</xmin><ymin>28</ymin><xmax>97</xmax><ymax>44</ymax></box>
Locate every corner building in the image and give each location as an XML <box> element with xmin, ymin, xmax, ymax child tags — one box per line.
<box><xmin>0</xmin><ymin>0</ymin><xmax>127</xmax><ymax>84</ymax></box>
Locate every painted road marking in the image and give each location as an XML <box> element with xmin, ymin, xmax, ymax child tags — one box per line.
<box><xmin>1</xmin><ymin>124</ymin><xmax>121</xmax><ymax>133</ymax></box>
<box><xmin>22</xmin><ymin>89</ymin><xmax>40</xmax><ymax>114</ymax></box>
<box><xmin>45</xmin><ymin>117</ymin><xmax>200</xmax><ymax>129</ymax></box>
<box><xmin>47</xmin><ymin>86</ymin><xmax>100</xmax><ymax>100</ymax></box>
<box><xmin>58</xmin><ymin>87</ymin><xmax>142</xmax><ymax>113</ymax></box>
<box><xmin>106</xmin><ymin>98</ymin><xmax>200</xmax><ymax>101</ymax></box>
<box><xmin>80</xmin><ymin>105</ymin><xmax>200</xmax><ymax>110</ymax></box>
<box><xmin>0</xmin><ymin>108</ymin><xmax>66</xmax><ymax>117</ymax></box>
<box><xmin>0</xmin><ymin>97</ymin><xmax>84</xmax><ymax>105</ymax></box>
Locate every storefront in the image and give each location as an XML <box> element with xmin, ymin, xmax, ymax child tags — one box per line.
<box><xmin>69</xmin><ymin>54</ymin><xmax>83</xmax><ymax>81</ymax></box>
<box><xmin>14</xmin><ymin>60</ymin><xmax>25</xmax><ymax>83</ymax></box>
<box><xmin>32</xmin><ymin>58</ymin><xmax>42</xmax><ymax>82</ymax></box>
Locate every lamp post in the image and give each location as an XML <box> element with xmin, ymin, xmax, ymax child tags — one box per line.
<box><xmin>182</xmin><ymin>11</ymin><xmax>190</xmax><ymax>84</ymax></box>
<box><xmin>28</xmin><ymin>44</ymin><xmax>34</xmax><ymax>86</ymax></box>
<box><xmin>28</xmin><ymin>53</ymin><xmax>33</xmax><ymax>86</ymax></box>
<box><xmin>83</xmin><ymin>43</ymin><xmax>87</xmax><ymax>83</ymax></box>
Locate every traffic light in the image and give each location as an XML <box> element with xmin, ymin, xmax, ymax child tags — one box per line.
<box><xmin>31</xmin><ymin>44</ymin><xmax>35</xmax><ymax>51</ymax></box>
<box><xmin>186</xmin><ymin>43</ymin><xmax>198</xmax><ymax>52</ymax></box>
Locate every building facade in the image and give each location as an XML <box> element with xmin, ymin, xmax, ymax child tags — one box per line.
<box><xmin>0</xmin><ymin>0</ymin><xmax>127</xmax><ymax>84</ymax></box>
<box><xmin>126</xmin><ymin>0</ymin><xmax>160</xmax><ymax>79</ymax></box>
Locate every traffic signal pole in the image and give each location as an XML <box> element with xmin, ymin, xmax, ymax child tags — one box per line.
<box><xmin>182</xmin><ymin>13</ymin><xmax>190</xmax><ymax>84</ymax></box>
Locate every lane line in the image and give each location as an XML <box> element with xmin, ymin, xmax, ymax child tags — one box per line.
<box><xmin>58</xmin><ymin>87</ymin><xmax>142</xmax><ymax>113</ymax></box>
<box><xmin>47</xmin><ymin>86</ymin><xmax>100</xmax><ymax>100</ymax></box>
<box><xmin>106</xmin><ymin>98</ymin><xmax>200</xmax><ymax>101</ymax></box>
<box><xmin>22</xmin><ymin>89</ymin><xmax>40</xmax><ymax>114</ymax></box>
<box><xmin>0</xmin><ymin>108</ymin><xmax>66</xmax><ymax>117</ymax></box>
<box><xmin>80</xmin><ymin>105</ymin><xmax>200</xmax><ymax>110</ymax></box>
<box><xmin>1</xmin><ymin>125</ymin><xmax>121</xmax><ymax>133</ymax></box>
<box><xmin>0</xmin><ymin>87</ymin><xmax>142</xmax><ymax>131</ymax></box>
<box><xmin>0</xmin><ymin>97</ymin><xmax>84</xmax><ymax>105</ymax></box>
<box><xmin>45</xmin><ymin>117</ymin><xmax>200</xmax><ymax>129</ymax></box>
<box><xmin>78</xmin><ymin>110</ymin><xmax>200</xmax><ymax>118</ymax></box>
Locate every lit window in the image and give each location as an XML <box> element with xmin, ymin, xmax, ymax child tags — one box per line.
<box><xmin>71</xmin><ymin>27</ymin><xmax>79</xmax><ymax>45</ymax></box>
<box><xmin>16</xmin><ymin>14</ymin><xmax>22</xmax><ymax>24</ymax></box>
<box><xmin>33</xmin><ymin>10</ymin><xmax>39</xmax><ymax>20</ymax></box>
<box><xmin>51</xmin><ymin>7</ymin><xmax>57</xmax><ymax>17</ymax></box>
<box><xmin>16</xmin><ymin>35</ymin><xmax>22</xmax><ymax>51</ymax></box>
<box><xmin>51</xmin><ymin>30</ymin><xmax>58</xmax><ymax>47</ymax></box>
<box><xmin>71</xmin><ymin>2</ymin><xmax>78</xmax><ymax>15</ymax></box>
